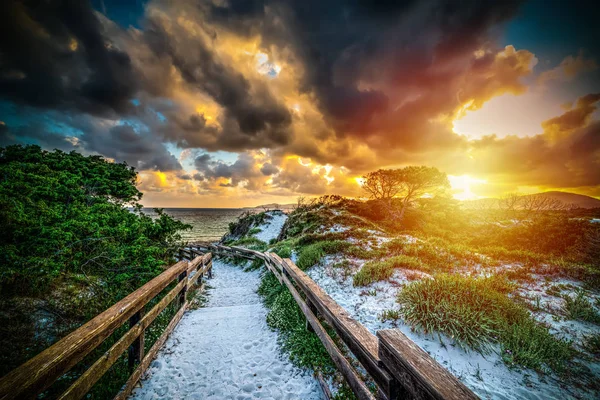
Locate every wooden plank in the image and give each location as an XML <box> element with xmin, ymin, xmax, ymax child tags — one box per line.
<box><xmin>0</xmin><ymin>261</ymin><xmax>188</xmax><ymax>400</ymax></box>
<box><xmin>114</xmin><ymin>302</ymin><xmax>187</xmax><ymax>400</ymax></box>
<box><xmin>268</xmin><ymin>253</ymin><xmax>286</xmax><ymax>273</ymax></box>
<box><xmin>187</xmin><ymin>255</ymin><xmax>205</xmax><ymax>273</ymax></box>
<box><xmin>280</xmin><ymin>258</ymin><xmax>397</xmax><ymax>399</ymax></box>
<box><xmin>278</xmin><ymin>268</ymin><xmax>374</xmax><ymax>400</ymax></box>
<box><xmin>180</xmin><ymin>249</ymin><xmax>192</xmax><ymax>260</ymax></box>
<box><xmin>57</xmin><ymin>279</ymin><xmax>187</xmax><ymax>400</ymax></box>
<box><xmin>377</xmin><ymin>330</ymin><xmax>478</xmax><ymax>400</ymax></box>
<box><xmin>316</xmin><ymin>371</ymin><xmax>332</xmax><ymax>400</ymax></box>
<box><xmin>178</xmin><ymin>269</ymin><xmax>188</xmax><ymax>308</ymax></box>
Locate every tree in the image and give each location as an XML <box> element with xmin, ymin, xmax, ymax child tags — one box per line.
<box><xmin>396</xmin><ymin>166</ymin><xmax>450</xmax><ymax>220</ymax></box>
<box><xmin>0</xmin><ymin>145</ymin><xmax>191</xmax><ymax>297</ymax></box>
<box><xmin>361</xmin><ymin>166</ymin><xmax>449</xmax><ymax>220</ymax></box>
<box><xmin>361</xmin><ymin>169</ymin><xmax>404</xmax><ymax>200</ymax></box>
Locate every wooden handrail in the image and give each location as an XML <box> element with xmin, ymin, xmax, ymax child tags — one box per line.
<box><xmin>378</xmin><ymin>330</ymin><xmax>477</xmax><ymax>400</ymax></box>
<box><xmin>0</xmin><ymin>253</ymin><xmax>213</xmax><ymax>400</ymax></box>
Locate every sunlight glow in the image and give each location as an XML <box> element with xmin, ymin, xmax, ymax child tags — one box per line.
<box><xmin>156</xmin><ymin>171</ymin><xmax>168</xmax><ymax>187</ymax></box>
<box><xmin>448</xmin><ymin>175</ymin><xmax>487</xmax><ymax>201</ymax></box>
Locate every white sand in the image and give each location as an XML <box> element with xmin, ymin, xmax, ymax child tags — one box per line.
<box><xmin>130</xmin><ymin>259</ymin><xmax>323</xmax><ymax>400</ymax></box>
<box><xmin>254</xmin><ymin>212</ymin><xmax>287</xmax><ymax>243</ymax></box>
<box><xmin>305</xmin><ymin>254</ymin><xmax>595</xmax><ymax>400</ymax></box>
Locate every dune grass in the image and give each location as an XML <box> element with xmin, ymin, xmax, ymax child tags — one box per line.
<box><xmin>562</xmin><ymin>290</ymin><xmax>600</xmax><ymax>324</ymax></box>
<box><xmin>296</xmin><ymin>240</ymin><xmax>352</xmax><ymax>270</ymax></box>
<box><xmin>226</xmin><ymin>236</ymin><xmax>268</xmax><ymax>251</ymax></box>
<box><xmin>353</xmin><ymin>255</ymin><xmax>421</xmax><ymax>286</ymax></box>
<box><xmin>397</xmin><ymin>274</ymin><xmax>574</xmax><ymax>372</ymax></box>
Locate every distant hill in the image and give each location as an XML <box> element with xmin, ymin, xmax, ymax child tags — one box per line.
<box><xmin>245</xmin><ymin>203</ymin><xmax>296</xmax><ymax>211</ymax></box>
<box><xmin>524</xmin><ymin>191</ymin><xmax>600</xmax><ymax>209</ymax></box>
<box><xmin>464</xmin><ymin>191</ymin><xmax>600</xmax><ymax>209</ymax></box>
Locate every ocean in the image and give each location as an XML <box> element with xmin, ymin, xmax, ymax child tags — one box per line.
<box><xmin>141</xmin><ymin>208</ymin><xmax>247</xmax><ymax>242</ymax></box>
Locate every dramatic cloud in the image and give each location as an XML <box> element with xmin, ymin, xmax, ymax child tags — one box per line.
<box><xmin>0</xmin><ymin>0</ymin><xmax>137</xmax><ymax>115</ymax></box>
<box><xmin>1</xmin><ymin>0</ymin><xmax>600</xmax><ymax>204</ymax></box>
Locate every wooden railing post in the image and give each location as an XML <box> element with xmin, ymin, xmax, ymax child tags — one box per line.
<box><xmin>178</xmin><ymin>269</ymin><xmax>188</xmax><ymax>307</ymax></box>
<box><xmin>306</xmin><ymin>299</ymin><xmax>317</xmax><ymax>333</ymax></box>
<box><xmin>128</xmin><ymin>307</ymin><xmax>145</xmax><ymax>371</ymax></box>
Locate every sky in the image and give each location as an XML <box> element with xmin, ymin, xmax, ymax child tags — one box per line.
<box><xmin>1</xmin><ymin>0</ymin><xmax>599</xmax><ymax>207</ymax></box>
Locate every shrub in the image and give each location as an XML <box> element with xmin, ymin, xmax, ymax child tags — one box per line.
<box><xmin>353</xmin><ymin>255</ymin><xmax>421</xmax><ymax>286</ymax></box>
<box><xmin>379</xmin><ymin>309</ymin><xmax>401</xmax><ymax>322</ymax></box>
<box><xmin>382</xmin><ymin>238</ymin><xmax>407</xmax><ymax>255</ymax></box>
<box><xmin>228</xmin><ymin>237</ymin><xmax>268</xmax><ymax>251</ymax></box>
<box><xmin>501</xmin><ymin>318</ymin><xmax>574</xmax><ymax>372</ymax></box>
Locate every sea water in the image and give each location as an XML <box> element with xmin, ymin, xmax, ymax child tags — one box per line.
<box><xmin>141</xmin><ymin>208</ymin><xmax>247</xmax><ymax>242</ymax></box>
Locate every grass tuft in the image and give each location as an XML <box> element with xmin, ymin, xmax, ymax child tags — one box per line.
<box><xmin>296</xmin><ymin>240</ymin><xmax>351</xmax><ymax>270</ymax></box>
<box><xmin>353</xmin><ymin>255</ymin><xmax>421</xmax><ymax>286</ymax></box>
<box><xmin>562</xmin><ymin>289</ymin><xmax>600</xmax><ymax>324</ymax></box>
<box><xmin>396</xmin><ymin>274</ymin><xmax>573</xmax><ymax>371</ymax></box>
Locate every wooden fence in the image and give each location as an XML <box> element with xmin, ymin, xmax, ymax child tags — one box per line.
<box><xmin>0</xmin><ymin>253</ymin><xmax>213</xmax><ymax>400</ymax></box>
<box><xmin>1</xmin><ymin>243</ymin><xmax>478</xmax><ymax>400</ymax></box>
<box><xmin>193</xmin><ymin>243</ymin><xmax>479</xmax><ymax>400</ymax></box>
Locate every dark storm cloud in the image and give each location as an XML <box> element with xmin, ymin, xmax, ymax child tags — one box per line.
<box><xmin>260</xmin><ymin>162</ymin><xmax>279</xmax><ymax>176</ymax></box>
<box><xmin>0</xmin><ymin>120</ymin><xmax>78</xmax><ymax>151</ymax></box>
<box><xmin>205</xmin><ymin>0</ymin><xmax>524</xmax><ymax>144</ymax></box>
<box><xmin>0</xmin><ymin>0</ymin><xmax>138</xmax><ymax>116</ymax></box>
<box><xmin>80</xmin><ymin>124</ymin><xmax>181</xmax><ymax>171</ymax></box>
<box><xmin>193</xmin><ymin>152</ymin><xmax>263</xmax><ymax>188</ymax></box>
<box><xmin>138</xmin><ymin>5</ymin><xmax>292</xmax><ymax>147</ymax></box>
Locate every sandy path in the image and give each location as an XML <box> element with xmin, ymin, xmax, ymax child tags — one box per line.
<box><xmin>130</xmin><ymin>259</ymin><xmax>323</xmax><ymax>400</ymax></box>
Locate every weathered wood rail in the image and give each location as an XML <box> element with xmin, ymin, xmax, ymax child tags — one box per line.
<box><xmin>0</xmin><ymin>253</ymin><xmax>213</xmax><ymax>400</ymax></box>
<box><xmin>1</xmin><ymin>243</ymin><xmax>478</xmax><ymax>400</ymax></box>
<box><xmin>192</xmin><ymin>243</ymin><xmax>479</xmax><ymax>400</ymax></box>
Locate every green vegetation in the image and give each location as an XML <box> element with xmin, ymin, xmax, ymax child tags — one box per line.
<box><xmin>0</xmin><ymin>145</ymin><xmax>190</xmax><ymax>393</ymax></box>
<box><xmin>297</xmin><ymin>240</ymin><xmax>351</xmax><ymax>270</ymax></box>
<box><xmin>258</xmin><ymin>273</ymin><xmax>334</xmax><ymax>371</ymax></box>
<box><xmin>584</xmin><ymin>334</ymin><xmax>600</xmax><ymax>357</ymax></box>
<box><xmin>248</xmin><ymin>227</ymin><xmax>262</xmax><ymax>236</ymax></box>
<box><xmin>379</xmin><ymin>309</ymin><xmax>401</xmax><ymax>322</ymax></box>
<box><xmin>397</xmin><ymin>275</ymin><xmax>574</xmax><ymax>372</ymax></box>
<box><xmin>353</xmin><ymin>255</ymin><xmax>421</xmax><ymax>286</ymax></box>
<box><xmin>226</xmin><ymin>236</ymin><xmax>268</xmax><ymax>251</ymax></box>
<box><xmin>562</xmin><ymin>290</ymin><xmax>600</xmax><ymax>323</ymax></box>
